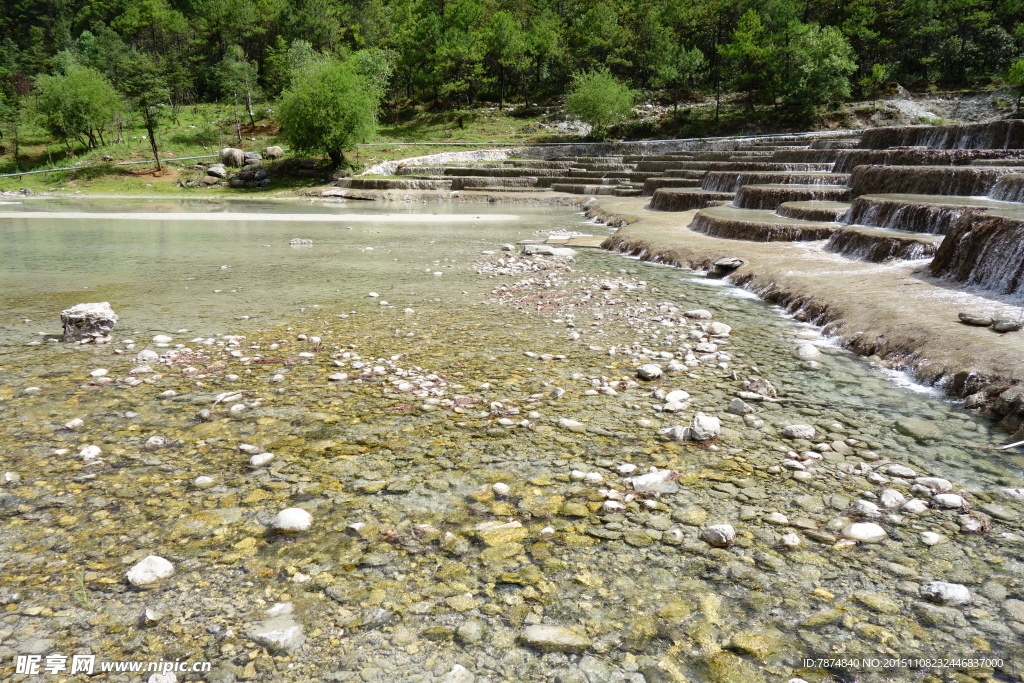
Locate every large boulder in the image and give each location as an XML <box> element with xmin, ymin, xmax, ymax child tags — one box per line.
<box><xmin>61</xmin><ymin>302</ymin><xmax>117</xmax><ymax>342</ymax></box>
<box><xmin>263</xmin><ymin>146</ymin><xmax>284</xmax><ymax>159</ymax></box>
<box><xmin>220</xmin><ymin>147</ymin><xmax>245</xmax><ymax>167</ymax></box>
<box><xmin>206</xmin><ymin>163</ymin><xmax>228</xmax><ymax>178</ymax></box>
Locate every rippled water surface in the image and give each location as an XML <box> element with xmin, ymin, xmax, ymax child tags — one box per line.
<box><xmin>1</xmin><ymin>198</ymin><xmax>1022</xmax><ymax>683</ymax></box>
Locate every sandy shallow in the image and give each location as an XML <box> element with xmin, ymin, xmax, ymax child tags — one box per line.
<box><xmin>0</xmin><ymin>211</ymin><xmax>520</xmax><ymax>222</ymax></box>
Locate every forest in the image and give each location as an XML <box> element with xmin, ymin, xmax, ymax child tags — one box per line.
<box><xmin>1</xmin><ymin>0</ymin><xmax>1023</xmax><ymax>168</ymax></box>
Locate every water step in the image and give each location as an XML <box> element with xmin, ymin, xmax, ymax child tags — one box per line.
<box><xmin>860</xmin><ymin>119</ymin><xmax>1024</xmax><ymax>150</ymax></box>
<box><xmin>777</xmin><ymin>201</ymin><xmax>851</xmax><ymax>222</ymax></box>
<box><xmin>450</xmin><ymin>177</ymin><xmax>538</xmax><ymax>189</ymax></box>
<box><xmin>650</xmin><ymin>188</ymin><xmax>735</xmax><ymax>211</ymax></box>
<box><xmin>734</xmin><ymin>184</ymin><xmax>851</xmax><ymax>210</ymax></box>
<box><xmin>550</xmin><ymin>183</ymin><xmax>620</xmax><ymax>195</ymax></box>
<box><xmin>702</xmin><ymin>171</ymin><xmax>849</xmax><ymax>193</ymax></box>
<box><xmin>566</xmin><ymin>170</ymin><xmax>653</xmax><ymax>182</ymax></box>
<box><xmin>663</xmin><ymin>162</ymin><xmax>834</xmax><ymax>173</ymax></box>
<box><xmin>502</xmin><ymin>160</ymin><xmax>577</xmax><ymax>169</ymax></box>
<box><xmin>833</xmin><ymin>149</ymin><xmax>1024</xmax><ymax>174</ymax></box>
<box><xmin>844</xmin><ymin>194</ymin><xmax>1011</xmax><ymax>234</ymax></box>
<box><xmin>770</xmin><ymin>149</ymin><xmax>841</xmax><ymax>163</ymax></box>
<box><xmin>642</xmin><ymin>178</ymin><xmax>703</xmax><ymax>195</ymax></box>
<box><xmin>614</xmin><ymin>188</ymin><xmax>644</xmax><ymax>197</ymax></box>
<box><xmin>991</xmin><ymin>174</ymin><xmax>1024</xmax><ymax>202</ymax></box>
<box><xmin>825</xmin><ymin>225</ymin><xmax>942</xmax><ymax>262</ymax></box>
<box><xmin>690</xmin><ymin>206</ymin><xmax>839</xmax><ymax>241</ymax></box>
<box><xmin>850</xmin><ymin>165</ymin><xmax>1024</xmax><ymax>197</ymax></box>
<box><xmin>336</xmin><ymin>178</ymin><xmax>453</xmax><ymax>190</ymax></box>
<box><xmin>459</xmin><ymin>186</ymin><xmax>549</xmax><ymax>193</ymax></box>
<box><xmin>931</xmin><ymin>211</ymin><xmax>1024</xmax><ymax>297</ymax></box>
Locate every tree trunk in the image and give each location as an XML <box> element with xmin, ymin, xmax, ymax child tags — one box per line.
<box><xmin>327</xmin><ymin>149</ymin><xmax>344</xmax><ymax>166</ymax></box>
<box><xmin>246</xmin><ymin>90</ymin><xmax>256</xmax><ymax>127</ymax></box>
<box><xmin>143</xmin><ymin>103</ymin><xmax>162</xmax><ymax>172</ymax></box>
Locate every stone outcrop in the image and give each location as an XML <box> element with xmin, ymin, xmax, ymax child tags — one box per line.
<box><xmin>61</xmin><ymin>302</ymin><xmax>117</xmax><ymax>342</ymax></box>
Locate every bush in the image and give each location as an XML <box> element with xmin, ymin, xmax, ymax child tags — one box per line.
<box><xmin>277</xmin><ymin>57</ymin><xmax>381</xmax><ymax>165</ymax></box>
<box><xmin>564</xmin><ymin>68</ymin><xmax>634</xmax><ymax>132</ymax></box>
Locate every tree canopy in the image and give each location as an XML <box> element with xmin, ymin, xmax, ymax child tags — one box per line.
<box><xmin>277</xmin><ymin>56</ymin><xmax>382</xmax><ymax>165</ymax></box>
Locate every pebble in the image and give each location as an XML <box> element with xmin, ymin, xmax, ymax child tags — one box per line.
<box><xmin>902</xmin><ymin>499</ymin><xmax>928</xmax><ymax>514</ymax></box>
<box><xmin>795</xmin><ymin>343</ymin><xmax>821</xmax><ymax>359</ymax></box>
<box><xmin>933</xmin><ymin>493</ymin><xmax>964</xmax><ymax>509</ymax></box>
<box><xmin>921</xmin><ymin>531</ymin><xmax>948</xmax><ymax>546</ymax></box>
<box><xmin>153</xmin><ymin>334</ymin><xmax>173</xmax><ymax>344</ymax></box>
<box><xmin>63</xmin><ymin>417</ymin><xmax>84</xmax><ymax>430</ymax></box>
<box><xmin>781</xmin><ymin>533</ymin><xmax>801</xmax><ymax>549</ymax></box>
<box><xmin>879</xmin><ymin>489</ymin><xmax>906</xmax><ymax>508</ymax></box>
<box><xmin>194</xmin><ymin>476</ymin><xmax>215</xmax><ymax>489</ymax></box>
<box><xmin>782</xmin><ymin>424</ymin><xmax>816</xmax><ymax>440</ymax></box>
<box><xmin>690</xmin><ymin>412</ymin><xmax>721</xmax><ymax>441</ymax></box>
<box><xmin>273</xmin><ymin>508</ymin><xmax>312</xmax><ymax>533</ymax></box>
<box><xmin>842</xmin><ymin>522</ymin><xmax>887</xmax><ymax>543</ymax></box>
<box><xmin>126</xmin><ymin>556</ymin><xmax>175</xmax><ymax>587</ymax></box>
<box><xmin>884</xmin><ymin>464</ymin><xmax>917</xmax><ymax>478</ymax></box>
<box><xmin>89</xmin><ymin>368</ymin><xmax>108</xmax><ymax>377</ymax></box>
<box><xmin>250</xmin><ymin>452</ymin><xmax>275</xmax><ymax>467</ymax></box>
<box><xmin>520</xmin><ymin>624</ymin><xmax>592</xmax><ymax>652</ymax></box>
<box><xmin>492</xmin><ymin>482</ymin><xmax>510</xmax><ymax>496</ymax></box>
<box><xmin>636</xmin><ymin>364</ymin><xmax>663</xmax><ymax>380</ymax></box>
<box><xmin>79</xmin><ymin>445</ymin><xmax>102</xmax><ymax>459</ymax></box>
<box><xmin>921</xmin><ymin>581</ymin><xmax>972</xmax><ymax>606</ymax></box>
<box><xmin>702</xmin><ymin>524</ymin><xmax>736</xmax><ymax>548</ymax></box>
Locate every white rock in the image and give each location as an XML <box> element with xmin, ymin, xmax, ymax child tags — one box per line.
<box><xmin>727</xmin><ymin>398</ymin><xmax>753</xmax><ymax>415</ymax></box>
<box><xmin>795</xmin><ymin>343</ymin><xmax>821</xmax><ymax>360</ymax></box>
<box><xmin>617</xmin><ymin>464</ymin><xmax>637</xmax><ymax>474</ymax></box>
<box><xmin>921</xmin><ymin>581</ymin><xmax>971</xmax><ymax>606</ymax></box>
<box><xmin>664</xmin><ymin>389</ymin><xmax>690</xmax><ymax>403</ymax></box>
<box><xmin>914</xmin><ymin>476</ymin><xmax>952</xmax><ymax>493</ymax></box>
<box><xmin>153</xmin><ymin>334</ymin><xmax>173</xmax><ymax>344</ymax></box>
<box><xmin>250</xmin><ymin>452</ymin><xmax>275</xmax><ymax>467</ymax></box>
<box><xmin>90</xmin><ymin>368</ymin><xmax>108</xmax><ymax>377</ymax></box>
<box><xmin>603</xmin><ymin>500</ymin><xmax>627</xmax><ymax>513</ymax></box>
<box><xmin>145</xmin><ymin>435</ymin><xmax>169</xmax><ymax>449</ymax></box>
<box><xmin>584</xmin><ymin>472</ymin><xmax>603</xmax><ymax>483</ymax></box>
<box><xmin>781</xmin><ymin>424</ymin><xmax>816</xmax><ymax>440</ymax></box>
<box><xmin>684</xmin><ymin>309</ymin><xmax>712</xmax><ymax>320</ymax></box>
<box><xmin>636</xmin><ymin>364</ymin><xmax>663</xmax><ymax>380</ymax></box>
<box><xmin>765</xmin><ymin>512</ymin><xmax>789</xmax><ymax>525</ymax></box>
<box><xmin>79</xmin><ymin>445</ymin><xmax>102</xmax><ymax>459</ymax></box>
<box><xmin>780</xmin><ymin>533</ymin><xmax>801</xmax><ymax>549</ymax></box>
<box><xmin>558</xmin><ymin>418</ymin><xmax>585</xmax><ymax>431</ymax></box>
<box><xmin>884</xmin><ymin>464</ymin><xmax>917</xmax><ymax>478</ymax></box>
<box><xmin>440</xmin><ymin>664</ymin><xmax>475</xmax><ymax>683</ymax></box>
<box><xmin>879</xmin><ymin>489</ymin><xmax>907</xmax><ymax>509</ymax></box>
<box><xmin>238</xmin><ymin>443</ymin><xmax>260</xmax><ymax>454</ymax></box>
<box><xmin>273</xmin><ymin>508</ymin><xmax>311</xmax><ymax>532</ymax></box>
<box><xmin>852</xmin><ymin>499</ymin><xmax>881</xmax><ymax>518</ymax></box>
<box><xmin>492</xmin><ymin>482</ymin><xmax>510</xmax><ymax>496</ymax></box>
<box><xmin>569</xmin><ymin>470</ymin><xmax>587</xmax><ymax>481</ymax></box>
<box><xmin>902</xmin><ymin>499</ymin><xmax>928</xmax><ymax>514</ymax></box>
<box><xmin>690</xmin><ymin>412</ymin><xmax>721</xmax><ymax>442</ymax></box>
<box><xmin>702</xmin><ymin>524</ymin><xmax>735</xmax><ymax>547</ymax></box>
<box><xmin>629</xmin><ymin>469</ymin><xmax>679</xmax><ymax>494</ymax></box>
<box><xmin>921</xmin><ymin>531</ymin><xmax>948</xmax><ymax>546</ymax></box>
<box><xmin>842</xmin><ymin>522</ymin><xmax>887</xmax><ymax>543</ymax></box>
<box><xmin>126</xmin><ymin>556</ymin><xmax>175</xmax><ymax>587</ymax></box>
<box><xmin>707</xmin><ymin>322</ymin><xmax>731</xmax><ymax>336</ymax></box>
<box><xmin>63</xmin><ymin>417</ymin><xmax>85</xmax><ymax>430</ymax></box>
<box><xmin>194</xmin><ymin>476</ymin><xmax>215</xmax><ymax>489</ymax></box>
<box><xmin>933</xmin><ymin>493</ymin><xmax>964</xmax><ymax>509</ymax></box>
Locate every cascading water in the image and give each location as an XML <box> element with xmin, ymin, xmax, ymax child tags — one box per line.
<box><xmin>832</xmin><ymin>149</ymin><xmax>1024</xmax><ymax>174</ymax></box>
<box><xmin>824</xmin><ymin>226</ymin><xmax>940</xmax><ymax>262</ymax></box>
<box><xmin>849</xmin><ymin>165</ymin><xmax>1024</xmax><ymax>197</ymax></box>
<box><xmin>842</xmin><ymin>196</ymin><xmax>982</xmax><ymax>234</ymax></box>
<box><xmin>989</xmin><ymin>174</ymin><xmax>1024</xmax><ymax>203</ymax></box>
<box><xmin>931</xmin><ymin>211</ymin><xmax>1024</xmax><ymax>296</ymax></box>
<box><xmin>701</xmin><ymin>172</ymin><xmax>848</xmax><ymax>193</ymax></box>
<box><xmin>734</xmin><ymin>184</ymin><xmax>850</xmax><ymax>210</ymax></box>
<box><xmin>859</xmin><ymin>119</ymin><xmax>1024</xmax><ymax>149</ymax></box>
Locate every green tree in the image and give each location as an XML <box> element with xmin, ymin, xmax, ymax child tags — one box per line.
<box><xmin>773</xmin><ymin>22</ymin><xmax>857</xmax><ymax>108</ymax></box>
<box><xmin>564</xmin><ymin>67</ymin><xmax>635</xmax><ymax>134</ymax></box>
<box><xmin>122</xmin><ymin>52</ymin><xmax>170</xmax><ymax>172</ymax></box>
<box><xmin>217</xmin><ymin>44</ymin><xmax>261</xmax><ymax>130</ymax></box>
<box><xmin>649</xmin><ymin>27</ymin><xmax>707</xmax><ymax>116</ymax></box>
<box><xmin>34</xmin><ymin>54</ymin><xmax>122</xmax><ymax>152</ymax></box>
<box><xmin>1009</xmin><ymin>58</ymin><xmax>1024</xmax><ymax>115</ymax></box>
<box><xmin>277</xmin><ymin>57</ymin><xmax>381</xmax><ymax>166</ymax></box>
<box><xmin>523</xmin><ymin>11</ymin><xmax>563</xmax><ymax>93</ymax></box>
<box><xmin>485</xmin><ymin>11</ymin><xmax>525</xmax><ymax>108</ymax></box>
<box><xmin>719</xmin><ymin>10</ymin><xmax>773</xmax><ymax>109</ymax></box>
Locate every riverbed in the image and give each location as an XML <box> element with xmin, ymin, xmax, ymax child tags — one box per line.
<box><xmin>1</xmin><ymin>198</ymin><xmax>1022</xmax><ymax>682</ymax></box>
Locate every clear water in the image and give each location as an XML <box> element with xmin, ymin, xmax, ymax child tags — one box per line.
<box><xmin>1</xmin><ymin>198</ymin><xmax>1022</xmax><ymax>682</ymax></box>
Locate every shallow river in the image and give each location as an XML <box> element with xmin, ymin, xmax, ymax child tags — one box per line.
<box><xmin>0</xmin><ymin>198</ymin><xmax>1022</xmax><ymax>683</ymax></box>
